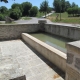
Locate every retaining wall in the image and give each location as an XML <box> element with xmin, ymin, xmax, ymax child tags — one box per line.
<box><xmin>0</xmin><ymin>24</ymin><xmax>39</xmax><ymax>40</ymax></box>
<box><xmin>22</xmin><ymin>33</ymin><xmax>67</xmax><ymax>72</ymax></box>
<box><xmin>44</xmin><ymin>24</ymin><xmax>80</xmax><ymax>40</ymax></box>
<box><xmin>0</xmin><ymin>22</ymin><xmax>80</xmax><ymax>40</ymax></box>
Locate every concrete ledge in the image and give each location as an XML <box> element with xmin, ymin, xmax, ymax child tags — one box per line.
<box><xmin>22</xmin><ymin>33</ymin><xmax>67</xmax><ymax>72</ymax></box>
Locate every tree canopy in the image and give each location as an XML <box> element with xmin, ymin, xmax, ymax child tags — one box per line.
<box><xmin>21</xmin><ymin>2</ymin><xmax>32</xmax><ymax>16</ymax></box>
<box><xmin>29</xmin><ymin>6</ymin><xmax>38</xmax><ymax>17</ymax></box>
<box><xmin>0</xmin><ymin>6</ymin><xmax>8</xmax><ymax>14</ymax></box>
<box><xmin>0</xmin><ymin>0</ymin><xmax>9</xmax><ymax>3</ymax></box>
<box><xmin>39</xmin><ymin>0</ymin><xmax>51</xmax><ymax>17</ymax></box>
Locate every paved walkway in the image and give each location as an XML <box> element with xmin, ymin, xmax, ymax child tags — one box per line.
<box><xmin>0</xmin><ymin>40</ymin><xmax>64</xmax><ymax>80</ymax></box>
<box><xmin>14</xmin><ymin>17</ymin><xmax>53</xmax><ymax>24</ymax></box>
<box><xmin>0</xmin><ymin>17</ymin><xmax>80</xmax><ymax>27</ymax></box>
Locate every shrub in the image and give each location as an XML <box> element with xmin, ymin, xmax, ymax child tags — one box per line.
<box><xmin>67</xmin><ymin>7</ymin><xmax>80</xmax><ymax>17</ymax></box>
<box><xmin>0</xmin><ymin>14</ymin><xmax>5</xmax><ymax>21</ymax></box>
<box><xmin>9</xmin><ymin>8</ymin><xmax>22</xmax><ymax>20</ymax></box>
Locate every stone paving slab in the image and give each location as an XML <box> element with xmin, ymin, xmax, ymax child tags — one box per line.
<box><xmin>0</xmin><ymin>40</ymin><xmax>65</xmax><ymax>80</ymax></box>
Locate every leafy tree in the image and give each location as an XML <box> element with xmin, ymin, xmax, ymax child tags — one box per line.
<box><xmin>9</xmin><ymin>7</ymin><xmax>22</xmax><ymax>20</ymax></box>
<box><xmin>53</xmin><ymin>0</ymin><xmax>66</xmax><ymax>13</ymax></box>
<box><xmin>0</xmin><ymin>0</ymin><xmax>15</xmax><ymax>3</ymax></box>
<box><xmin>11</xmin><ymin>3</ymin><xmax>23</xmax><ymax>14</ymax></box>
<box><xmin>40</xmin><ymin>0</ymin><xmax>49</xmax><ymax>17</ymax></box>
<box><xmin>61</xmin><ymin>0</ymin><xmax>65</xmax><ymax>12</ymax></box>
<box><xmin>67</xmin><ymin>7</ymin><xmax>80</xmax><ymax>17</ymax></box>
<box><xmin>21</xmin><ymin>2</ymin><xmax>32</xmax><ymax>16</ymax></box>
<box><xmin>78</xmin><ymin>8</ymin><xmax>80</xmax><ymax>15</ymax></box>
<box><xmin>65</xmin><ymin>1</ymin><xmax>71</xmax><ymax>11</ymax></box>
<box><xmin>29</xmin><ymin>6</ymin><xmax>38</xmax><ymax>17</ymax></box>
<box><xmin>47</xmin><ymin>7</ymin><xmax>52</xmax><ymax>13</ymax></box>
<box><xmin>0</xmin><ymin>0</ymin><xmax>8</xmax><ymax>3</ymax></box>
<box><xmin>53</xmin><ymin>0</ymin><xmax>61</xmax><ymax>13</ymax></box>
<box><xmin>71</xmin><ymin>2</ymin><xmax>77</xmax><ymax>8</ymax></box>
<box><xmin>0</xmin><ymin>6</ymin><xmax>8</xmax><ymax>14</ymax></box>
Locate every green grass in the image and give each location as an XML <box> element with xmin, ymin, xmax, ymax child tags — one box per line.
<box><xmin>47</xmin><ymin>12</ymin><xmax>80</xmax><ymax>24</ymax></box>
<box><xmin>36</xmin><ymin>11</ymin><xmax>45</xmax><ymax>18</ymax></box>
<box><xmin>20</xmin><ymin>17</ymin><xmax>31</xmax><ymax>20</ymax></box>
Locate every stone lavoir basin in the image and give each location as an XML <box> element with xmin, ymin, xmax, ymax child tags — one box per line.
<box><xmin>30</xmin><ymin>32</ymin><xmax>73</xmax><ymax>53</ymax></box>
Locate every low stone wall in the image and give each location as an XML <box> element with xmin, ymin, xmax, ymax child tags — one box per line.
<box><xmin>44</xmin><ymin>24</ymin><xmax>80</xmax><ymax>40</ymax></box>
<box><xmin>0</xmin><ymin>21</ymin><xmax>80</xmax><ymax>40</ymax></box>
<box><xmin>22</xmin><ymin>33</ymin><xmax>67</xmax><ymax>72</ymax></box>
<box><xmin>0</xmin><ymin>24</ymin><xmax>39</xmax><ymax>40</ymax></box>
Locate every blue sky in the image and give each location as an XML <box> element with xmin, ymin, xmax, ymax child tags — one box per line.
<box><xmin>0</xmin><ymin>0</ymin><xmax>80</xmax><ymax>9</ymax></box>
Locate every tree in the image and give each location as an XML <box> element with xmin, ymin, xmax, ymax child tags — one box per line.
<box><xmin>9</xmin><ymin>7</ymin><xmax>22</xmax><ymax>20</ymax></box>
<box><xmin>0</xmin><ymin>0</ymin><xmax>15</xmax><ymax>3</ymax></box>
<box><xmin>72</xmin><ymin>2</ymin><xmax>76</xmax><ymax>8</ymax></box>
<box><xmin>11</xmin><ymin>3</ymin><xmax>23</xmax><ymax>14</ymax></box>
<box><xmin>61</xmin><ymin>0</ymin><xmax>65</xmax><ymax>12</ymax></box>
<box><xmin>47</xmin><ymin>7</ymin><xmax>52</xmax><ymax>13</ymax></box>
<box><xmin>40</xmin><ymin>0</ymin><xmax>49</xmax><ymax>18</ymax></box>
<box><xmin>29</xmin><ymin>6</ymin><xmax>38</xmax><ymax>17</ymax></box>
<box><xmin>53</xmin><ymin>0</ymin><xmax>66</xmax><ymax>13</ymax></box>
<box><xmin>65</xmin><ymin>1</ymin><xmax>71</xmax><ymax>11</ymax></box>
<box><xmin>0</xmin><ymin>0</ymin><xmax>8</xmax><ymax>3</ymax></box>
<box><xmin>21</xmin><ymin>2</ymin><xmax>32</xmax><ymax>16</ymax></box>
<box><xmin>0</xmin><ymin>6</ymin><xmax>8</xmax><ymax>14</ymax></box>
<box><xmin>11</xmin><ymin>3</ymin><xmax>21</xmax><ymax>9</ymax></box>
<box><xmin>67</xmin><ymin>7</ymin><xmax>80</xmax><ymax>17</ymax></box>
<box><xmin>53</xmin><ymin>0</ymin><xmax>61</xmax><ymax>13</ymax></box>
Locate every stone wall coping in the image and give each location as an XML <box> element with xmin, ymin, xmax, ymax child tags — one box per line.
<box><xmin>66</xmin><ymin>41</ymin><xmax>80</xmax><ymax>54</ymax></box>
<box><xmin>46</xmin><ymin>23</ymin><xmax>80</xmax><ymax>29</ymax></box>
<box><xmin>0</xmin><ymin>22</ymin><xmax>80</xmax><ymax>30</ymax></box>
<box><xmin>0</xmin><ymin>23</ymin><xmax>39</xmax><ymax>26</ymax></box>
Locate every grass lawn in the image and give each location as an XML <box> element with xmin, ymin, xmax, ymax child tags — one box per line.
<box><xmin>20</xmin><ymin>17</ymin><xmax>32</xmax><ymax>20</ymax></box>
<box><xmin>37</xmin><ymin>11</ymin><xmax>45</xmax><ymax>18</ymax></box>
<box><xmin>47</xmin><ymin>12</ymin><xmax>80</xmax><ymax>24</ymax></box>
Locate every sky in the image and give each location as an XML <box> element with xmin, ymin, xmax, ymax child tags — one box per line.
<box><xmin>0</xmin><ymin>0</ymin><xmax>80</xmax><ymax>9</ymax></box>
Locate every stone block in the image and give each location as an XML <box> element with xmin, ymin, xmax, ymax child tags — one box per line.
<box><xmin>38</xmin><ymin>20</ymin><xmax>47</xmax><ymax>24</ymax></box>
<box><xmin>5</xmin><ymin>16</ymin><xmax>14</xmax><ymax>23</ymax></box>
<box><xmin>67</xmin><ymin>53</ymin><xmax>74</xmax><ymax>64</ymax></box>
<box><xmin>75</xmin><ymin>58</ymin><xmax>80</xmax><ymax>70</ymax></box>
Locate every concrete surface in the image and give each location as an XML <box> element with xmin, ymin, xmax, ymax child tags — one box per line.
<box><xmin>0</xmin><ymin>39</ymin><xmax>64</xmax><ymax>80</ymax></box>
<box><xmin>22</xmin><ymin>33</ymin><xmax>66</xmax><ymax>72</ymax></box>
